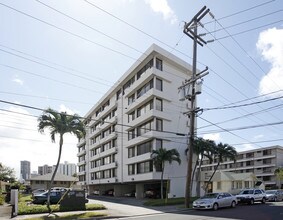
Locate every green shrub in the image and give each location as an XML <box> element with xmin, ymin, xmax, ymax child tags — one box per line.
<box><xmin>0</xmin><ymin>194</ymin><xmax>4</xmax><ymax>205</ymax></box>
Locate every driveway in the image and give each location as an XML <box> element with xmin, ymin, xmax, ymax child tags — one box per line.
<box><xmin>87</xmin><ymin>196</ymin><xmax>185</xmax><ymax>217</ymax></box>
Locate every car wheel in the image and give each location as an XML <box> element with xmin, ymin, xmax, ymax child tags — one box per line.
<box><xmin>249</xmin><ymin>199</ymin><xmax>254</xmax><ymax>205</ymax></box>
<box><xmin>231</xmin><ymin>201</ymin><xmax>236</xmax><ymax>208</ymax></box>
<box><xmin>262</xmin><ymin>198</ymin><xmax>266</xmax><ymax>204</ymax></box>
<box><xmin>274</xmin><ymin>197</ymin><xmax>277</xmax><ymax>202</ymax></box>
<box><xmin>213</xmin><ymin>203</ymin><xmax>218</xmax><ymax>211</ymax></box>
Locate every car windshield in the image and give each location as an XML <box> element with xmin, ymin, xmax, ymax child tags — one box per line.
<box><xmin>202</xmin><ymin>193</ymin><xmax>218</xmax><ymax>199</ymax></box>
<box><xmin>265</xmin><ymin>190</ymin><xmax>276</xmax><ymax>194</ymax></box>
<box><xmin>239</xmin><ymin>190</ymin><xmax>253</xmax><ymax>195</ymax></box>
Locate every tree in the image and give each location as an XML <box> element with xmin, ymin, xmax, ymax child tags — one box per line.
<box><xmin>151</xmin><ymin>148</ymin><xmax>181</xmax><ymax>199</ymax></box>
<box><xmin>274</xmin><ymin>167</ymin><xmax>283</xmax><ymax>189</ymax></box>
<box><xmin>205</xmin><ymin>142</ymin><xmax>237</xmax><ymax>193</ymax></box>
<box><xmin>190</xmin><ymin>138</ymin><xmax>215</xmax><ymax>197</ymax></box>
<box><xmin>0</xmin><ymin>163</ymin><xmax>16</xmax><ymax>183</ymax></box>
<box><xmin>38</xmin><ymin>108</ymin><xmax>85</xmax><ymax>213</ymax></box>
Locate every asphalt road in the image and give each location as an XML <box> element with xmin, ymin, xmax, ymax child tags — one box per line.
<box><xmin>100</xmin><ymin>201</ymin><xmax>283</xmax><ymax>220</ymax></box>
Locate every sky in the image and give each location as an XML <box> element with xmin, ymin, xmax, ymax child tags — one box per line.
<box><xmin>0</xmin><ymin>0</ymin><xmax>282</xmax><ymax>179</ymax></box>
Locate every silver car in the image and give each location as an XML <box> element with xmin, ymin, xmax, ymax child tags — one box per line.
<box><xmin>193</xmin><ymin>193</ymin><xmax>237</xmax><ymax>211</ymax></box>
<box><xmin>265</xmin><ymin>190</ymin><xmax>283</xmax><ymax>202</ymax></box>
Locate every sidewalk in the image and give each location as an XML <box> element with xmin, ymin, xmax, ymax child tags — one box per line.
<box><xmin>0</xmin><ymin>204</ymin><xmax>12</xmax><ymax>219</ymax></box>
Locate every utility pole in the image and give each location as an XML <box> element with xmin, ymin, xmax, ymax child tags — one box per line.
<box><xmin>181</xmin><ymin>6</ymin><xmax>210</xmax><ymax>208</ymax></box>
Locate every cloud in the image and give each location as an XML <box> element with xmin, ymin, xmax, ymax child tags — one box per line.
<box><xmin>257</xmin><ymin>28</ymin><xmax>283</xmax><ymax>96</ymax></box>
<box><xmin>202</xmin><ymin>133</ymin><xmax>221</xmax><ymax>141</ymax></box>
<box><xmin>145</xmin><ymin>0</ymin><xmax>177</xmax><ymax>24</ymax></box>
<box><xmin>12</xmin><ymin>76</ymin><xmax>24</xmax><ymax>86</ymax></box>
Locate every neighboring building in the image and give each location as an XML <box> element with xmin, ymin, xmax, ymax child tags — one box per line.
<box><xmin>77</xmin><ymin>44</ymin><xmax>193</xmax><ymax>198</ymax></box>
<box><xmin>20</xmin><ymin>160</ymin><xmax>30</xmax><ymax>181</ymax></box>
<box><xmin>29</xmin><ymin>173</ymin><xmax>77</xmax><ymax>190</ymax></box>
<box><xmin>56</xmin><ymin>161</ymin><xmax>77</xmax><ymax>177</ymax></box>
<box><xmin>38</xmin><ymin>164</ymin><xmax>53</xmax><ymax>175</ymax></box>
<box><xmin>200</xmin><ymin>171</ymin><xmax>262</xmax><ymax>196</ymax></box>
<box><xmin>201</xmin><ymin>145</ymin><xmax>283</xmax><ymax>189</ymax></box>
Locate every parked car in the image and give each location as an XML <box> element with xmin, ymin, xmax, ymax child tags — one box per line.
<box><xmin>124</xmin><ymin>190</ymin><xmax>135</xmax><ymax>197</ymax></box>
<box><xmin>31</xmin><ymin>189</ymin><xmax>46</xmax><ymax>198</ymax></box>
<box><xmin>265</xmin><ymin>190</ymin><xmax>283</xmax><ymax>202</ymax></box>
<box><xmin>236</xmin><ymin>189</ymin><xmax>266</xmax><ymax>205</ymax></box>
<box><xmin>193</xmin><ymin>192</ymin><xmax>237</xmax><ymax>211</ymax></box>
<box><xmin>32</xmin><ymin>191</ymin><xmax>62</xmax><ymax>205</ymax></box>
<box><xmin>104</xmin><ymin>189</ymin><xmax>114</xmax><ymax>196</ymax></box>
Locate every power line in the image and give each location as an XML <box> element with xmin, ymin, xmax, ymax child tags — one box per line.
<box><xmin>203</xmin><ymin>95</ymin><xmax>283</xmax><ymax>111</ymax></box>
<box><xmin>215</xmin><ymin>20</ymin><xmax>283</xmax><ymax>41</ymax></box>
<box><xmin>231</xmin><ymin>138</ymin><xmax>283</xmax><ymax>146</ymax></box>
<box><xmin>207</xmin><ymin>10</ymin><xmax>282</xmax><ymax>34</ymax></box>
<box><xmin>198</xmin><ymin>116</ymin><xmax>263</xmax><ymax>148</ymax></box>
<box><xmin>204</xmin><ymin>0</ymin><xmax>276</xmax><ymax>24</ymax></box>
<box><xmin>0</xmin><ymin>63</ymin><xmax>103</xmax><ymax>94</ymax></box>
<box><xmin>199</xmin><ymin>103</ymin><xmax>283</xmax><ymax>130</ymax></box>
<box><xmin>198</xmin><ymin>120</ymin><xmax>283</xmax><ymax>135</ymax></box>
<box><xmin>0</xmin><ymin>2</ymin><xmax>137</xmax><ymax>61</ymax></box>
<box><xmin>0</xmin><ymin>99</ymin><xmax>189</xmax><ymax>137</ymax></box>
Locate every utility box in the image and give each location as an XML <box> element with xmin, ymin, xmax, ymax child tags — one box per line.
<box><xmin>60</xmin><ymin>189</ymin><xmax>87</xmax><ymax>211</ymax></box>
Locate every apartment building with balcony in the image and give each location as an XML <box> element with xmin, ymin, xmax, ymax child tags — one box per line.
<box><xmin>201</xmin><ymin>145</ymin><xmax>283</xmax><ymax>189</ymax></box>
<box><xmin>77</xmin><ymin>44</ymin><xmax>193</xmax><ymax>198</ymax></box>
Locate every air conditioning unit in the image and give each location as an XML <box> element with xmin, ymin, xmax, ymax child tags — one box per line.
<box><xmin>115</xmin><ymin>178</ymin><xmax>118</xmax><ymax>182</ymax></box>
<box><xmin>178</xmin><ymin>88</ymin><xmax>185</xmax><ymax>101</ymax></box>
<box><xmin>115</xmin><ymin>161</ymin><xmax>118</xmax><ymax>166</ymax></box>
<box><xmin>115</xmin><ymin>147</ymin><xmax>118</xmax><ymax>153</ymax></box>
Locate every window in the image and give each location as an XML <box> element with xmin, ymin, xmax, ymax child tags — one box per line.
<box><xmin>137</xmin><ymin>161</ymin><xmax>153</xmax><ymax>174</ymax></box>
<box><xmin>123</xmin><ymin>76</ymin><xmax>135</xmax><ymax>92</ymax></box>
<box><xmin>128</xmin><ymin>129</ymin><xmax>135</xmax><ymax>140</ymax></box>
<box><xmin>137</xmin><ymin>141</ymin><xmax>152</xmax><ymax>155</ymax></box>
<box><xmin>156</xmin><ymin>58</ymin><xmax>163</xmax><ymax>71</ymax></box>
<box><xmin>112</xmin><ymin>108</ymin><xmax>117</xmax><ymax>117</ymax></box>
<box><xmin>137</xmin><ymin>59</ymin><xmax>153</xmax><ymax>79</ymax></box>
<box><xmin>137</xmin><ymin>120</ymin><xmax>153</xmax><ymax>136</ymax></box>
<box><xmin>128</xmin><ymin>111</ymin><xmax>135</xmax><ymax>123</ymax></box>
<box><xmin>103</xmin><ymin>156</ymin><xmax>111</xmax><ymax>165</ymax></box>
<box><xmin>95</xmin><ymin>159</ymin><xmax>101</xmax><ymax>167</ymax></box>
<box><xmin>112</xmin><ymin>168</ymin><xmax>117</xmax><ymax>177</ymax></box>
<box><xmin>128</xmin><ymin>147</ymin><xmax>135</xmax><ymax>158</ymax></box>
<box><xmin>91</xmin><ymin>172</ymin><xmax>95</xmax><ymax>180</ymax></box>
<box><xmin>156</xmin><ymin>78</ymin><xmax>163</xmax><ymax>91</ymax></box>
<box><xmin>156</xmin><ymin>98</ymin><xmax>163</xmax><ymax>111</ymax></box>
<box><xmin>156</xmin><ymin>119</ymin><xmax>163</xmax><ymax>131</ymax></box>
<box><xmin>244</xmin><ymin>181</ymin><xmax>249</xmax><ymax>188</ymax></box>
<box><xmin>112</xmin><ymin>138</ymin><xmax>117</xmax><ymax>148</ymax></box>
<box><xmin>137</xmin><ymin>79</ymin><xmax>153</xmax><ymax>98</ymax></box>
<box><xmin>103</xmin><ymin>170</ymin><xmax>111</xmax><ymax>178</ymax></box>
<box><xmin>136</xmin><ymin>100</ymin><xmax>153</xmax><ymax>118</ymax></box>
<box><xmin>95</xmin><ymin>147</ymin><xmax>100</xmax><ymax>155</ymax></box>
<box><xmin>217</xmin><ymin>182</ymin><xmax>221</xmax><ymax>190</ymax></box>
<box><xmin>116</xmin><ymin>89</ymin><xmax>122</xmax><ymax>100</ymax></box>
<box><xmin>128</xmin><ymin>164</ymin><xmax>135</xmax><ymax>175</ymax></box>
<box><xmin>128</xmin><ymin>94</ymin><xmax>135</xmax><ymax>105</ymax></box>
<box><xmin>95</xmin><ymin>172</ymin><xmax>101</xmax><ymax>179</ymax></box>
<box><xmin>156</xmin><ymin>139</ymin><xmax>162</xmax><ymax>150</ymax></box>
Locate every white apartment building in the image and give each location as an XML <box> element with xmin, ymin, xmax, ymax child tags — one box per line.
<box><xmin>56</xmin><ymin>161</ymin><xmax>77</xmax><ymax>177</ymax></box>
<box><xmin>201</xmin><ymin>145</ymin><xmax>283</xmax><ymax>189</ymax></box>
<box><xmin>77</xmin><ymin>44</ymin><xmax>194</xmax><ymax>199</ymax></box>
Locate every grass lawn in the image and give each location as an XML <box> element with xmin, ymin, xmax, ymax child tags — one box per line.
<box><xmin>23</xmin><ymin>212</ymin><xmax>106</xmax><ymax>220</ymax></box>
<box><xmin>18</xmin><ymin>194</ymin><xmax>106</xmax><ymax>215</ymax></box>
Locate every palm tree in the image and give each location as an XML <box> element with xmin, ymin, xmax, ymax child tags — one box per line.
<box><xmin>151</xmin><ymin>148</ymin><xmax>181</xmax><ymax>199</ymax></box>
<box><xmin>205</xmin><ymin>142</ymin><xmax>237</xmax><ymax>193</ymax></box>
<box><xmin>38</xmin><ymin>108</ymin><xmax>86</xmax><ymax>213</ymax></box>
<box><xmin>274</xmin><ymin>167</ymin><xmax>283</xmax><ymax>189</ymax></box>
<box><xmin>191</xmin><ymin>138</ymin><xmax>215</xmax><ymax>196</ymax></box>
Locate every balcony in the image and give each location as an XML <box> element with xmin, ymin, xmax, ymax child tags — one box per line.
<box><xmin>77</xmin><ymin>160</ymin><xmax>86</xmax><ymax>166</ymax></box>
<box><xmin>77</xmin><ymin>149</ymin><xmax>86</xmax><ymax>157</ymax></box>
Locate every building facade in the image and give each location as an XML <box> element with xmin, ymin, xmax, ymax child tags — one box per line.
<box><xmin>20</xmin><ymin>160</ymin><xmax>30</xmax><ymax>181</ymax></box>
<box><xmin>38</xmin><ymin>164</ymin><xmax>53</xmax><ymax>175</ymax></box>
<box><xmin>201</xmin><ymin>145</ymin><xmax>283</xmax><ymax>189</ymax></box>
<box><xmin>77</xmin><ymin>44</ymin><xmax>193</xmax><ymax>198</ymax></box>
<box><xmin>56</xmin><ymin>161</ymin><xmax>77</xmax><ymax>177</ymax></box>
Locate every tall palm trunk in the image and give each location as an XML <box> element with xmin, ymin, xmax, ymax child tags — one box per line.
<box><xmin>160</xmin><ymin>163</ymin><xmax>164</xmax><ymax>199</ymax></box>
<box><xmin>205</xmin><ymin>162</ymin><xmax>220</xmax><ymax>193</ymax></box>
<box><xmin>196</xmin><ymin>155</ymin><xmax>204</xmax><ymax>197</ymax></box>
<box><xmin>47</xmin><ymin>134</ymin><xmax>63</xmax><ymax>213</ymax></box>
<box><xmin>191</xmin><ymin>158</ymin><xmax>199</xmax><ymax>194</ymax></box>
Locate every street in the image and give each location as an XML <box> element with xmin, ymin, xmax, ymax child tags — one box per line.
<box><xmin>100</xmin><ymin>201</ymin><xmax>283</xmax><ymax>220</ymax></box>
